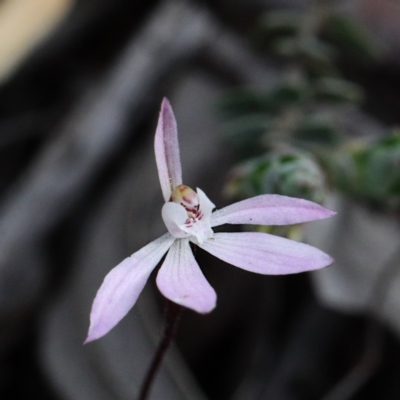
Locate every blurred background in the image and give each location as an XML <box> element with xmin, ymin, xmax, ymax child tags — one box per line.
<box><xmin>1</xmin><ymin>0</ymin><xmax>400</xmax><ymax>399</ymax></box>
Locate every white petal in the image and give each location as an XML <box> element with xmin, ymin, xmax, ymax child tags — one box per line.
<box><xmin>156</xmin><ymin>239</ymin><xmax>216</xmax><ymax>313</ymax></box>
<box><xmin>182</xmin><ymin>220</ymin><xmax>213</xmax><ymax>245</ymax></box>
<box><xmin>197</xmin><ymin>187</ymin><xmax>215</xmax><ymax>218</ymax></box>
<box><xmin>162</xmin><ymin>202</ymin><xmax>191</xmax><ymax>239</ymax></box>
<box><xmin>85</xmin><ymin>233</ymin><xmax>175</xmax><ymax>343</ymax></box>
<box><xmin>154</xmin><ymin>98</ymin><xmax>183</xmax><ymax>201</ymax></box>
<box><xmin>199</xmin><ymin>232</ymin><xmax>334</xmax><ymax>275</ymax></box>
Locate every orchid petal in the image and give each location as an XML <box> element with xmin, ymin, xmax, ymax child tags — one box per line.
<box><xmin>154</xmin><ymin>98</ymin><xmax>183</xmax><ymax>201</ymax></box>
<box><xmin>197</xmin><ymin>187</ymin><xmax>215</xmax><ymax>219</ymax></box>
<box><xmin>199</xmin><ymin>232</ymin><xmax>333</xmax><ymax>275</ymax></box>
<box><xmin>85</xmin><ymin>233</ymin><xmax>175</xmax><ymax>343</ymax></box>
<box><xmin>156</xmin><ymin>239</ymin><xmax>216</xmax><ymax>313</ymax></box>
<box><xmin>211</xmin><ymin>194</ymin><xmax>336</xmax><ymax>228</ymax></box>
<box><xmin>162</xmin><ymin>202</ymin><xmax>191</xmax><ymax>239</ymax></box>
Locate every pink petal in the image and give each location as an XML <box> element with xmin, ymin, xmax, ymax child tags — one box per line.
<box><xmin>211</xmin><ymin>194</ymin><xmax>336</xmax><ymax>227</ymax></box>
<box><xmin>85</xmin><ymin>233</ymin><xmax>175</xmax><ymax>343</ymax></box>
<box><xmin>154</xmin><ymin>98</ymin><xmax>183</xmax><ymax>201</ymax></box>
<box><xmin>199</xmin><ymin>232</ymin><xmax>333</xmax><ymax>275</ymax></box>
<box><xmin>156</xmin><ymin>239</ymin><xmax>216</xmax><ymax>313</ymax></box>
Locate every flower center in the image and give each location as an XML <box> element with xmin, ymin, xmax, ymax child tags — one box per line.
<box><xmin>162</xmin><ymin>185</ymin><xmax>215</xmax><ymax>244</ymax></box>
<box><xmin>170</xmin><ymin>184</ymin><xmax>202</xmax><ymax>222</ymax></box>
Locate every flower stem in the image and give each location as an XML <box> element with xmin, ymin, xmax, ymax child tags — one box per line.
<box><xmin>137</xmin><ymin>300</ymin><xmax>183</xmax><ymax>400</ymax></box>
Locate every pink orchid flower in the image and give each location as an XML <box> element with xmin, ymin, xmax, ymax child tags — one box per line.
<box><xmin>86</xmin><ymin>98</ymin><xmax>335</xmax><ymax>343</ymax></box>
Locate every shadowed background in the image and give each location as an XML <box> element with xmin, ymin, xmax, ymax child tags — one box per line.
<box><xmin>1</xmin><ymin>1</ymin><xmax>400</xmax><ymax>399</ymax></box>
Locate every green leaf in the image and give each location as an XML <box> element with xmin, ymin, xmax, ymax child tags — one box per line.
<box><xmin>360</xmin><ymin>134</ymin><xmax>400</xmax><ymax>204</ymax></box>
<box><xmin>216</xmin><ymin>89</ymin><xmax>271</xmax><ymax>118</ymax></box>
<box><xmin>312</xmin><ymin>77</ymin><xmax>364</xmax><ymax>104</ymax></box>
<box><xmin>221</xmin><ymin>114</ymin><xmax>273</xmax><ymax>155</ymax></box>
<box><xmin>226</xmin><ymin>151</ymin><xmax>327</xmax><ymax>203</ymax></box>
<box><xmin>297</xmin><ymin>38</ymin><xmax>337</xmax><ymax>75</ymax></box>
<box><xmin>324</xmin><ymin>14</ymin><xmax>384</xmax><ymax>64</ymax></box>
<box><xmin>222</xmin><ymin>114</ymin><xmax>272</xmax><ymax>138</ymax></box>
<box><xmin>295</xmin><ymin>114</ymin><xmax>341</xmax><ymax>146</ymax></box>
<box><xmin>267</xmin><ymin>84</ymin><xmax>310</xmax><ymax>108</ymax></box>
<box><xmin>329</xmin><ymin>133</ymin><xmax>400</xmax><ymax>210</ymax></box>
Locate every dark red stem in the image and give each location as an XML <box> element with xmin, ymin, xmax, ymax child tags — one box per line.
<box><xmin>137</xmin><ymin>300</ymin><xmax>183</xmax><ymax>400</ymax></box>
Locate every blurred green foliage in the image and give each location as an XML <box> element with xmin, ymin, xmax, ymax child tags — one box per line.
<box><xmin>219</xmin><ymin>81</ymin><xmax>349</xmax><ymax>154</ymax></box>
<box><xmin>330</xmin><ymin>133</ymin><xmax>400</xmax><ymax>210</ymax></box>
<box><xmin>255</xmin><ymin>3</ymin><xmax>383</xmax><ymax>72</ymax></box>
<box><xmin>226</xmin><ymin>150</ymin><xmax>326</xmax><ymax>204</ymax></box>
<box><xmin>323</xmin><ymin>14</ymin><xmax>384</xmax><ymax>64</ymax></box>
<box><xmin>219</xmin><ymin>1</ymin><xmax>395</xmax><ymax>214</ymax></box>
<box><xmin>312</xmin><ymin>77</ymin><xmax>363</xmax><ymax>103</ymax></box>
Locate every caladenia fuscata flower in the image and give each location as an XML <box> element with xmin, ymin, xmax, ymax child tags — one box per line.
<box><xmin>85</xmin><ymin>98</ymin><xmax>335</xmax><ymax>343</ymax></box>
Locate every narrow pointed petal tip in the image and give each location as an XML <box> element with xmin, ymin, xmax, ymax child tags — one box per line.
<box><xmin>85</xmin><ymin>234</ymin><xmax>175</xmax><ymax>343</ymax></box>
<box><xmin>156</xmin><ymin>239</ymin><xmax>217</xmax><ymax>314</ymax></box>
<box><xmin>83</xmin><ymin>331</ymin><xmax>100</xmax><ymax>345</ymax></box>
<box><xmin>325</xmin><ymin>255</ymin><xmax>335</xmax><ymax>268</ymax></box>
